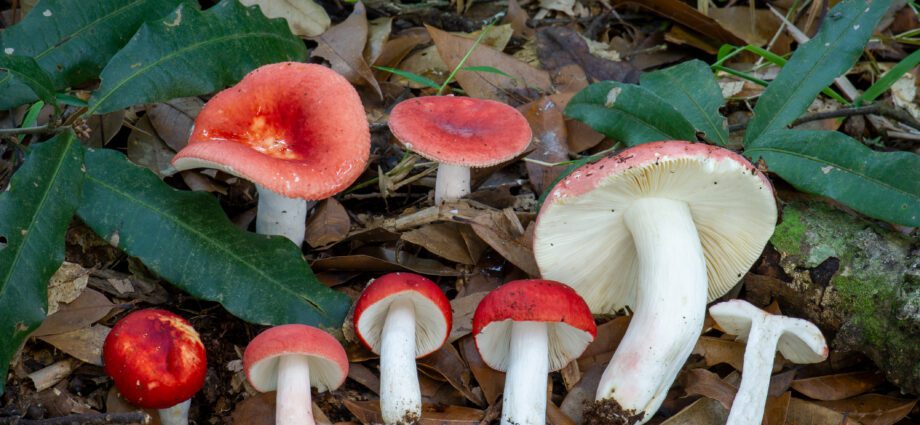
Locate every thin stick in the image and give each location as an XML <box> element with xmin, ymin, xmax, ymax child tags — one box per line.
<box><xmin>728</xmin><ymin>103</ymin><xmax>920</xmax><ymax>133</ymax></box>
<box><xmin>0</xmin><ymin>411</ymin><xmax>151</xmax><ymax>425</ymax></box>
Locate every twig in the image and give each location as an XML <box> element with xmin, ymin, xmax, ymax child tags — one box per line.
<box><xmin>0</xmin><ymin>412</ymin><xmax>151</xmax><ymax>425</ymax></box>
<box><xmin>0</xmin><ymin>125</ymin><xmax>53</xmax><ymax>137</ymax></box>
<box><xmin>728</xmin><ymin>103</ymin><xmax>920</xmax><ymax>133</ymax></box>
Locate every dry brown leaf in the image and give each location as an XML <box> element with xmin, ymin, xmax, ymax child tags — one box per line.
<box><xmin>79</xmin><ymin>110</ymin><xmax>124</xmax><ymax>148</ymax></box>
<box><xmin>347</xmin><ymin>362</ymin><xmax>381</xmax><ymax>394</ymax></box>
<box><xmin>547</xmin><ymin>402</ymin><xmax>576</xmax><ymax>425</ymax></box>
<box><xmin>305</xmin><ymin>199</ymin><xmax>351</xmax><ymax>248</ymax></box>
<box><xmin>520</xmin><ymin>96</ymin><xmax>569</xmax><ymax>194</ymax></box>
<box><xmin>660</xmin><ymin>397</ymin><xmax>729</xmax><ymax>425</ymax></box>
<box><xmin>786</xmin><ymin>398</ymin><xmax>863</xmax><ymax>425</ymax></box>
<box><xmin>127</xmin><ymin>115</ymin><xmax>175</xmax><ymax>178</ymax></box>
<box><xmin>47</xmin><ymin>262</ymin><xmax>92</xmax><ymax>315</ymax></box>
<box><xmin>708</xmin><ymin>7</ymin><xmax>782</xmax><ymax>47</ymax></box>
<box><xmin>448</xmin><ymin>292</ymin><xmax>488</xmax><ymax>342</ymax></box>
<box><xmin>559</xmin><ymin>363</ymin><xmax>605</xmax><ymax>423</ymax></box>
<box><xmin>684</xmin><ymin>369</ymin><xmax>737</xmax><ymax>410</ymax></box>
<box><xmin>38</xmin><ymin>324</ymin><xmax>110</xmax><ymax>366</ymax></box>
<box><xmin>402</xmin><ymin>222</ymin><xmax>484</xmax><ymax>265</ymax></box>
<box><xmin>312</xmin><ymin>250</ymin><xmax>460</xmax><ymax>276</ymax></box>
<box><xmin>610</xmin><ymin>0</ymin><xmax>745</xmax><ymax>46</ymax></box>
<box><xmin>764</xmin><ymin>391</ymin><xmax>792</xmax><ymax>425</ymax></box>
<box><xmin>577</xmin><ymin>316</ymin><xmax>630</xmax><ymax>369</ymax></box>
<box><xmin>692</xmin><ymin>336</ymin><xmax>747</xmax><ymax>371</ymax></box>
<box><xmin>344</xmin><ymin>400</ymin><xmax>484</xmax><ymax>424</ymax></box>
<box><xmin>470</xmin><ymin>212</ymin><xmax>539</xmax><ymax>277</ymax></box>
<box><xmin>536</xmin><ymin>27</ymin><xmax>639</xmax><ymax>84</ymax></box>
<box><xmin>813</xmin><ymin>394</ymin><xmax>917</xmax><ymax>425</ymax></box>
<box><xmin>418</xmin><ymin>343</ymin><xmax>483</xmax><ymax>406</ymax></box>
<box><xmin>33</xmin><ymin>288</ymin><xmax>114</xmax><ymax>337</ymax></box>
<box><xmin>241</xmin><ymin>0</ymin><xmax>330</xmax><ymax>37</ymax></box>
<box><xmin>145</xmin><ymin>97</ymin><xmax>202</xmax><ymax>152</ymax></box>
<box><xmin>458</xmin><ymin>336</ymin><xmax>504</xmax><ymax>405</ymax></box>
<box><xmin>373</xmin><ymin>28</ymin><xmax>431</xmax><ymax>71</ymax></box>
<box><xmin>310</xmin><ymin>3</ymin><xmax>382</xmax><ymax>98</ymax></box>
<box><xmin>427</xmin><ymin>25</ymin><xmax>552</xmax><ymax>102</ymax></box>
<box><xmin>665</xmin><ymin>25</ymin><xmax>721</xmax><ymax>54</ymax></box>
<box><xmin>790</xmin><ymin>371</ymin><xmax>886</xmax><ymax>401</ymax></box>
<box><xmin>364</xmin><ymin>17</ymin><xmax>393</xmax><ymax>65</ymax></box>
<box><xmin>230</xmin><ymin>392</ymin><xmax>276</xmax><ymax>425</ymax></box>
<box><xmin>506</xmin><ymin>0</ymin><xmax>534</xmax><ymax>38</ymax></box>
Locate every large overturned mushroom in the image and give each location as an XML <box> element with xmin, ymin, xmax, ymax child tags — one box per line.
<box><xmin>172</xmin><ymin>62</ymin><xmax>370</xmax><ymax>247</ymax></box>
<box><xmin>534</xmin><ymin>141</ymin><xmax>777</xmax><ymax>423</ymax></box>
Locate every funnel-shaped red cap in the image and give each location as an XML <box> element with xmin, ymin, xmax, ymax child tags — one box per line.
<box><xmin>172</xmin><ymin>62</ymin><xmax>370</xmax><ymax>200</ymax></box>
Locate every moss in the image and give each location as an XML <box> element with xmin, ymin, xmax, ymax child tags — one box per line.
<box><xmin>771</xmin><ymin>206</ymin><xmax>805</xmax><ymax>257</ymax></box>
<box><xmin>832</xmin><ymin>274</ymin><xmax>895</xmax><ymax>344</ymax></box>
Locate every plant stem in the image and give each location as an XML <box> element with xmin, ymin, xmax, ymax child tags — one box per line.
<box><xmin>728</xmin><ymin>103</ymin><xmax>920</xmax><ymax>134</ymax></box>
<box><xmin>436</xmin><ymin>23</ymin><xmax>494</xmax><ymax>95</ymax></box>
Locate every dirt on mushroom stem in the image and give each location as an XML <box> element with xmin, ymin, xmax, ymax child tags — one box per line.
<box><xmin>584</xmin><ymin>398</ymin><xmax>644</xmax><ymax>425</ymax></box>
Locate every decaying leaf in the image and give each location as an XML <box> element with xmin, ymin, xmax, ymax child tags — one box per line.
<box><xmin>418</xmin><ymin>343</ymin><xmax>483</xmax><ymax>406</ymax></box>
<box><xmin>536</xmin><ymin>27</ymin><xmax>639</xmax><ymax>84</ymax></box>
<box><xmin>763</xmin><ymin>391</ymin><xmax>791</xmax><ymax>425</ymax></box>
<box><xmin>814</xmin><ymin>394</ymin><xmax>917</xmax><ymax>425</ymax></box>
<box><xmin>33</xmin><ymin>288</ymin><xmax>114</xmax><ymax>337</ymax></box>
<box><xmin>145</xmin><ymin>97</ymin><xmax>202</xmax><ymax>151</ymax></box>
<box><xmin>402</xmin><ymin>222</ymin><xmax>485</xmax><ymax>265</ymax></box>
<box><xmin>683</xmin><ymin>369</ymin><xmax>737</xmax><ymax>410</ymax></box>
<box><xmin>660</xmin><ymin>397</ymin><xmax>729</xmax><ymax>425</ymax></box>
<box><xmin>458</xmin><ymin>336</ymin><xmax>504</xmax><ymax>405</ymax></box>
<box><xmin>38</xmin><ymin>324</ymin><xmax>110</xmax><ymax>366</ymax></box>
<box><xmin>305</xmin><ymin>199</ymin><xmax>351</xmax><ymax>248</ymax></box>
<box><xmin>310</xmin><ymin>3</ymin><xmax>382</xmax><ymax>98</ymax></box>
<box><xmin>127</xmin><ymin>115</ymin><xmax>175</xmax><ymax>178</ymax></box>
<box><xmin>470</xmin><ymin>211</ymin><xmax>539</xmax><ymax>276</ymax></box>
<box><xmin>520</xmin><ymin>96</ymin><xmax>570</xmax><ymax>194</ymax></box>
<box><xmin>448</xmin><ymin>292</ymin><xmax>488</xmax><ymax>342</ymax></box>
<box><xmin>577</xmin><ymin>316</ymin><xmax>629</xmax><ymax>369</ymax></box>
<box><xmin>786</xmin><ymin>398</ymin><xmax>864</xmax><ymax>425</ymax></box>
<box><xmin>790</xmin><ymin>371</ymin><xmax>886</xmax><ymax>401</ymax></box>
<box><xmin>47</xmin><ymin>262</ymin><xmax>92</xmax><ymax>316</ymax></box>
<box><xmin>240</xmin><ymin>0</ymin><xmax>330</xmax><ymax>37</ymax></box>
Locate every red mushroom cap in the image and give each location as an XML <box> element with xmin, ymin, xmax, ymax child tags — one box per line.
<box><xmin>353</xmin><ymin>272</ymin><xmax>451</xmax><ymax>358</ymax></box>
<box><xmin>172</xmin><ymin>62</ymin><xmax>370</xmax><ymax>200</ymax></box>
<box><xmin>387</xmin><ymin>96</ymin><xmax>532</xmax><ymax>167</ymax></box>
<box><xmin>473</xmin><ymin>279</ymin><xmax>596</xmax><ymax>372</ymax></box>
<box><xmin>102</xmin><ymin>309</ymin><xmax>206</xmax><ymax>409</ymax></box>
<box><xmin>243</xmin><ymin>324</ymin><xmax>348</xmax><ymax>393</ymax></box>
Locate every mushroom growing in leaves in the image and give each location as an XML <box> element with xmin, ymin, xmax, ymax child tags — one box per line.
<box><xmin>473</xmin><ymin>279</ymin><xmax>596</xmax><ymax>425</ymax></box>
<box><xmin>353</xmin><ymin>272</ymin><xmax>451</xmax><ymax>424</ymax></box>
<box><xmin>534</xmin><ymin>141</ymin><xmax>777</xmax><ymax>423</ymax></box>
<box><xmin>387</xmin><ymin>96</ymin><xmax>532</xmax><ymax>204</ymax></box>
<box><xmin>243</xmin><ymin>324</ymin><xmax>349</xmax><ymax>425</ymax></box>
<box><xmin>103</xmin><ymin>309</ymin><xmax>207</xmax><ymax>425</ymax></box>
<box><xmin>172</xmin><ymin>62</ymin><xmax>370</xmax><ymax>247</ymax></box>
<box><xmin>709</xmin><ymin>300</ymin><xmax>828</xmax><ymax>425</ymax></box>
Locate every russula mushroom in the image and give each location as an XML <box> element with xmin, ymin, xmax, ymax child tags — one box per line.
<box><xmin>709</xmin><ymin>300</ymin><xmax>828</xmax><ymax>425</ymax></box>
<box><xmin>353</xmin><ymin>272</ymin><xmax>451</xmax><ymax>424</ymax></box>
<box><xmin>103</xmin><ymin>309</ymin><xmax>206</xmax><ymax>425</ymax></box>
<box><xmin>243</xmin><ymin>324</ymin><xmax>348</xmax><ymax>425</ymax></box>
<box><xmin>533</xmin><ymin>141</ymin><xmax>777</xmax><ymax>423</ymax></box>
<box><xmin>473</xmin><ymin>279</ymin><xmax>596</xmax><ymax>425</ymax></box>
<box><xmin>172</xmin><ymin>62</ymin><xmax>370</xmax><ymax>247</ymax></box>
<box><xmin>387</xmin><ymin>96</ymin><xmax>532</xmax><ymax>204</ymax></box>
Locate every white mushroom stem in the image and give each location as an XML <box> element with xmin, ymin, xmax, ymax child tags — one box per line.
<box><xmin>256</xmin><ymin>185</ymin><xmax>314</xmax><ymax>247</ymax></box>
<box><xmin>502</xmin><ymin>321</ymin><xmax>549</xmax><ymax>425</ymax></box>
<box><xmin>157</xmin><ymin>399</ymin><xmax>191</xmax><ymax>425</ymax></box>
<box><xmin>596</xmin><ymin>198</ymin><xmax>708</xmax><ymax>423</ymax></box>
<box><xmin>379</xmin><ymin>298</ymin><xmax>422</xmax><ymax>424</ymax></box>
<box><xmin>434</xmin><ymin>163</ymin><xmax>470</xmax><ymax>205</ymax></box>
<box><xmin>725</xmin><ymin>315</ymin><xmax>782</xmax><ymax>425</ymax></box>
<box><xmin>275</xmin><ymin>355</ymin><xmax>315</xmax><ymax>425</ymax></box>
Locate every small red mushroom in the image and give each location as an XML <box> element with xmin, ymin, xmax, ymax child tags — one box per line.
<box><xmin>387</xmin><ymin>96</ymin><xmax>532</xmax><ymax>204</ymax></box>
<box><xmin>243</xmin><ymin>324</ymin><xmax>348</xmax><ymax>425</ymax></box>
<box><xmin>103</xmin><ymin>309</ymin><xmax>207</xmax><ymax>425</ymax></box>
<box><xmin>473</xmin><ymin>280</ymin><xmax>596</xmax><ymax>425</ymax></box>
<box><xmin>353</xmin><ymin>273</ymin><xmax>451</xmax><ymax>424</ymax></box>
<box><xmin>172</xmin><ymin>62</ymin><xmax>370</xmax><ymax>247</ymax></box>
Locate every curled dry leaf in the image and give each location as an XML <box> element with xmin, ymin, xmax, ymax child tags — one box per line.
<box><xmin>127</xmin><ymin>115</ymin><xmax>175</xmax><ymax>178</ymax></box>
<box><xmin>364</xmin><ymin>17</ymin><xmax>393</xmax><ymax>65</ymax></box>
<box><xmin>78</xmin><ymin>110</ymin><xmax>124</xmax><ymax>148</ymax></box>
<box><xmin>240</xmin><ymin>0</ymin><xmax>330</xmax><ymax>37</ymax></box>
<box><xmin>536</xmin><ymin>27</ymin><xmax>639</xmax><ymax>84</ymax></box>
<box><xmin>418</xmin><ymin>343</ymin><xmax>483</xmax><ymax>406</ymax></box>
<box><xmin>305</xmin><ymin>198</ymin><xmax>351</xmax><ymax>248</ymax></box>
<box><xmin>38</xmin><ymin>324</ymin><xmax>110</xmax><ymax>366</ymax></box>
<box><xmin>520</xmin><ymin>96</ymin><xmax>570</xmax><ymax>194</ymax></box>
<box><xmin>789</xmin><ymin>371</ymin><xmax>887</xmax><ymax>401</ymax></box>
<box><xmin>47</xmin><ymin>262</ymin><xmax>92</xmax><ymax>315</ymax></box>
<box><xmin>448</xmin><ymin>292</ymin><xmax>488</xmax><ymax>342</ymax></box>
<box><xmin>692</xmin><ymin>336</ymin><xmax>748</xmax><ymax>372</ymax></box>
<box><xmin>470</xmin><ymin>211</ymin><xmax>539</xmax><ymax>277</ymax></box>
<box><xmin>33</xmin><ymin>288</ymin><xmax>114</xmax><ymax>337</ymax></box>
<box><xmin>310</xmin><ymin>3</ymin><xmax>382</xmax><ymax>98</ymax></box>
<box><xmin>683</xmin><ymin>368</ymin><xmax>737</xmax><ymax>410</ymax></box>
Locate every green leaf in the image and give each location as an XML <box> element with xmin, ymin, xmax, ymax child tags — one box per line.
<box><xmin>375</xmin><ymin>66</ymin><xmax>441</xmax><ymax>90</ymax></box>
<box><xmin>858</xmin><ymin>49</ymin><xmax>920</xmax><ymax>104</ymax></box>
<box><xmin>462</xmin><ymin>65</ymin><xmax>515</xmax><ymax>80</ymax></box>
<box><xmin>640</xmin><ymin>60</ymin><xmax>728</xmax><ymax>146</ymax></box>
<box><xmin>744</xmin><ymin>0</ymin><xmax>891</xmax><ymax>145</ymax></box>
<box><xmin>0</xmin><ymin>0</ymin><xmax>189</xmax><ymax>109</ymax></box>
<box><xmin>0</xmin><ymin>132</ymin><xmax>84</xmax><ymax>394</ymax></box>
<box><xmin>0</xmin><ymin>55</ymin><xmax>56</xmax><ymax>107</ymax></box>
<box><xmin>565</xmin><ymin>81</ymin><xmax>698</xmax><ymax>146</ymax></box>
<box><xmin>76</xmin><ymin>148</ymin><xmax>351</xmax><ymax>330</ymax></box>
<box><xmin>87</xmin><ymin>0</ymin><xmax>307</xmax><ymax>115</ymax></box>
<box><xmin>746</xmin><ymin>130</ymin><xmax>920</xmax><ymax>226</ymax></box>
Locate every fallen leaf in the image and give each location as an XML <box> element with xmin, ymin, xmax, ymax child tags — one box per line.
<box><xmin>347</xmin><ymin>362</ymin><xmax>380</xmax><ymax>394</ymax></box>
<box><xmin>305</xmin><ymin>199</ymin><xmax>351</xmax><ymax>248</ymax></box>
<box><xmin>790</xmin><ymin>371</ymin><xmax>886</xmax><ymax>401</ymax></box>
<box><xmin>683</xmin><ymin>369</ymin><xmax>737</xmax><ymax>410</ymax></box>
<box><xmin>240</xmin><ymin>0</ymin><xmax>330</xmax><ymax>37</ymax></box>
<box><xmin>127</xmin><ymin>115</ymin><xmax>175</xmax><ymax>178</ymax></box>
<box><xmin>520</xmin><ymin>96</ymin><xmax>569</xmax><ymax>194</ymax></box>
<box><xmin>547</xmin><ymin>402</ymin><xmax>576</xmax><ymax>425</ymax></box>
<box><xmin>38</xmin><ymin>324</ymin><xmax>110</xmax><ymax>366</ymax></box>
<box><xmin>577</xmin><ymin>316</ymin><xmax>630</xmax><ymax>369</ymax></box>
<box><xmin>536</xmin><ymin>27</ymin><xmax>639</xmax><ymax>84</ymax></box>
<box><xmin>448</xmin><ymin>292</ymin><xmax>488</xmax><ymax>342</ymax></box>
<box><xmin>692</xmin><ymin>336</ymin><xmax>747</xmax><ymax>371</ymax></box>
<box><xmin>230</xmin><ymin>392</ymin><xmax>274</xmax><ymax>425</ymax></box>
<box><xmin>373</xmin><ymin>28</ymin><xmax>431</xmax><ymax>70</ymax></box>
<box><xmin>47</xmin><ymin>262</ymin><xmax>92</xmax><ymax>315</ymax></box>
<box><xmin>470</xmin><ymin>211</ymin><xmax>539</xmax><ymax>276</ymax></box>
<box><xmin>344</xmin><ymin>400</ymin><xmax>484</xmax><ymax>424</ymax></box>
<box><xmin>78</xmin><ymin>110</ymin><xmax>124</xmax><ymax>148</ymax></box>
<box><xmin>312</xmin><ymin>250</ymin><xmax>460</xmax><ymax>277</ymax></box>
<box><xmin>708</xmin><ymin>7</ymin><xmax>782</xmax><ymax>47</ymax></box>
<box><xmin>764</xmin><ymin>391</ymin><xmax>792</xmax><ymax>425</ymax></box>
<box><xmin>33</xmin><ymin>288</ymin><xmax>114</xmax><ymax>337</ymax></box>
<box><xmin>418</xmin><ymin>343</ymin><xmax>483</xmax><ymax>406</ymax></box>
<box><xmin>539</xmin><ymin>0</ymin><xmax>574</xmax><ymax>15</ymax></box>
<box><xmin>560</xmin><ymin>363</ymin><xmax>606</xmax><ymax>423</ymax></box>
<box><xmin>611</xmin><ymin>0</ymin><xmax>745</xmax><ymax>46</ymax></box>
<box><xmin>402</xmin><ymin>222</ymin><xmax>485</xmax><ymax>265</ymax></box>
<box><xmin>311</xmin><ymin>3</ymin><xmax>382</xmax><ymax>98</ymax></box>
<box><xmin>428</xmin><ymin>25</ymin><xmax>552</xmax><ymax>102</ymax></box>
<box><xmin>786</xmin><ymin>398</ymin><xmax>863</xmax><ymax>425</ymax></box>
<box><xmin>660</xmin><ymin>397</ymin><xmax>729</xmax><ymax>425</ymax></box>
<box><xmin>458</xmin><ymin>336</ymin><xmax>504</xmax><ymax>405</ymax></box>
<box><xmin>145</xmin><ymin>97</ymin><xmax>202</xmax><ymax>151</ymax></box>
<box><xmin>813</xmin><ymin>394</ymin><xmax>917</xmax><ymax>425</ymax></box>
<box><xmin>364</xmin><ymin>17</ymin><xmax>393</xmax><ymax>65</ymax></box>
<box><xmin>506</xmin><ymin>0</ymin><xmax>534</xmax><ymax>38</ymax></box>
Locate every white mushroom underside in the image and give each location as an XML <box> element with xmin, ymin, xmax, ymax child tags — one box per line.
<box><xmin>356</xmin><ymin>292</ymin><xmax>448</xmax><ymax>356</ymax></box>
<box><xmin>474</xmin><ymin>320</ymin><xmax>594</xmax><ymax>372</ymax></box>
<box><xmin>535</xmin><ymin>155</ymin><xmax>777</xmax><ymax>313</ymax></box>
<box><xmin>247</xmin><ymin>354</ymin><xmax>343</xmax><ymax>393</ymax></box>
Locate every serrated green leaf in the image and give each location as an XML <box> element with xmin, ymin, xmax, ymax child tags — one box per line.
<box><xmin>0</xmin><ymin>55</ymin><xmax>56</xmax><ymax>107</ymax></box>
<box><xmin>565</xmin><ymin>81</ymin><xmax>698</xmax><ymax>146</ymax></box>
<box><xmin>746</xmin><ymin>130</ymin><xmax>920</xmax><ymax>226</ymax></box>
<box><xmin>87</xmin><ymin>0</ymin><xmax>308</xmax><ymax>115</ymax></box>
<box><xmin>76</xmin><ymin>148</ymin><xmax>351</xmax><ymax>330</ymax></box>
<box><xmin>640</xmin><ymin>60</ymin><xmax>728</xmax><ymax>146</ymax></box>
<box><xmin>0</xmin><ymin>0</ymin><xmax>189</xmax><ymax>109</ymax></box>
<box><xmin>0</xmin><ymin>132</ymin><xmax>84</xmax><ymax>395</ymax></box>
<box><xmin>745</xmin><ymin>0</ymin><xmax>891</xmax><ymax>145</ymax></box>
<box><xmin>375</xmin><ymin>66</ymin><xmax>441</xmax><ymax>90</ymax></box>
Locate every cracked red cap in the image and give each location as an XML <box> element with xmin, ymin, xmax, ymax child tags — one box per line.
<box><xmin>172</xmin><ymin>62</ymin><xmax>370</xmax><ymax>200</ymax></box>
<box><xmin>103</xmin><ymin>309</ymin><xmax>207</xmax><ymax>409</ymax></box>
<box><xmin>243</xmin><ymin>324</ymin><xmax>348</xmax><ymax>393</ymax></box>
<box><xmin>388</xmin><ymin>96</ymin><xmax>532</xmax><ymax>167</ymax></box>
<box><xmin>473</xmin><ymin>279</ymin><xmax>596</xmax><ymax>372</ymax></box>
<box><xmin>353</xmin><ymin>272</ymin><xmax>451</xmax><ymax>357</ymax></box>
